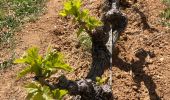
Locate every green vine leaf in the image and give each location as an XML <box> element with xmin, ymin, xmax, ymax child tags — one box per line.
<box><xmin>53</xmin><ymin>89</ymin><xmax>68</xmax><ymax>100</ymax></box>
<box><xmin>25</xmin><ymin>82</ymin><xmax>68</xmax><ymax>100</ymax></box>
<box><xmin>60</xmin><ymin>0</ymin><xmax>102</xmax><ymax>35</ymax></box>
<box><xmin>96</xmin><ymin>77</ymin><xmax>108</xmax><ymax>85</ymax></box>
<box><xmin>60</xmin><ymin>0</ymin><xmax>102</xmax><ymax>49</ymax></box>
<box><xmin>25</xmin><ymin>82</ymin><xmax>54</xmax><ymax>100</ymax></box>
<box><xmin>17</xmin><ymin>66</ymin><xmax>31</xmax><ymax>79</ymax></box>
<box><xmin>14</xmin><ymin>46</ymin><xmax>72</xmax><ymax>78</ymax></box>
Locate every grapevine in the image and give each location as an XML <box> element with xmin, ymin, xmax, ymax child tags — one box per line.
<box><xmin>14</xmin><ymin>47</ymin><xmax>72</xmax><ymax>100</ymax></box>
<box><xmin>15</xmin><ymin>0</ymin><xmax>127</xmax><ymax>99</ymax></box>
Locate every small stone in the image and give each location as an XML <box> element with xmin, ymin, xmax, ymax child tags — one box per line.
<box><xmin>149</xmin><ymin>59</ymin><xmax>154</xmax><ymax>64</ymax></box>
<box><xmin>132</xmin><ymin>85</ymin><xmax>138</xmax><ymax>91</ymax></box>
<box><xmin>160</xmin><ymin>58</ymin><xmax>164</xmax><ymax>62</ymax></box>
<box><xmin>54</xmin><ymin>45</ymin><xmax>61</xmax><ymax>51</ymax></box>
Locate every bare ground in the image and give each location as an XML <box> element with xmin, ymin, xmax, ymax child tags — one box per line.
<box><xmin>0</xmin><ymin>0</ymin><xmax>170</xmax><ymax>100</ymax></box>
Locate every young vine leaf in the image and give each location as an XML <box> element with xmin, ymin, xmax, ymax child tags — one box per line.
<box><xmin>25</xmin><ymin>82</ymin><xmax>68</xmax><ymax>100</ymax></box>
<box><xmin>14</xmin><ymin>46</ymin><xmax>71</xmax><ymax>99</ymax></box>
<box><xmin>60</xmin><ymin>0</ymin><xmax>102</xmax><ymax>36</ymax></box>
<box><xmin>14</xmin><ymin>46</ymin><xmax>72</xmax><ymax>79</ymax></box>
<box><xmin>96</xmin><ymin>77</ymin><xmax>108</xmax><ymax>85</ymax></box>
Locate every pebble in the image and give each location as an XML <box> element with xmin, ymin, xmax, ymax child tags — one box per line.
<box><xmin>132</xmin><ymin>85</ymin><xmax>138</xmax><ymax>91</ymax></box>
<box><xmin>160</xmin><ymin>58</ymin><xmax>164</xmax><ymax>62</ymax></box>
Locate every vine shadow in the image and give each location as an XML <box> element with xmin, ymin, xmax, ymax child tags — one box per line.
<box><xmin>120</xmin><ymin>1</ymin><xmax>159</xmax><ymax>33</ymax></box>
<box><xmin>113</xmin><ymin>48</ymin><xmax>160</xmax><ymax>100</ymax></box>
<box><xmin>132</xmin><ymin>7</ymin><xmax>159</xmax><ymax>33</ymax></box>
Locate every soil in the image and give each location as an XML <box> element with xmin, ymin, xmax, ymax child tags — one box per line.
<box><xmin>0</xmin><ymin>0</ymin><xmax>170</xmax><ymax>100</ymax></box>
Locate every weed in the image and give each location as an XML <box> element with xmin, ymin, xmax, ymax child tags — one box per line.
<box><xmin>0</xmin><ymin>0</ymin><xmax>46</xmax><ymax>46</ymax></box>
<box><xmin>78</xmin><ymin>32</ymin><xmax>92</xmax><ymax>51</ymax></box>
<box><xmin>162</xmin><ymin>0</ymin><xmax>170</xmax><ymax>4</ymax></box>
<box><xmin>161</xmin><ymin>8</ymin><xmax>170</xmax><ymax>20</ymax></box>
<box><xmin>0</xmin><ymin>53</ymin><xmax>15</xmax><ymax>69</ymax></box>
<box><xmin>0</xmin><ymin>0</ymin><xmax>47</xmax><ymax>69</ymax></box>
<box><xmin>161</xmin><ymin>0</ymin><xmax>170</xmax><ymax>27</ymax></box>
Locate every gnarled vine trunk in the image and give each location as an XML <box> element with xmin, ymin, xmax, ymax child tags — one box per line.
<box><xmin>62</xmin><ymin>0</ymin><xmax>127</xmax><ymax>99</ymax></box>
<box><xmin>87</xmin><ymin>0</ymin><xmax>127</xmax><ymax>81</ymax></box>
<box><xmin>39</xmin><ymin>0</ymin><xmax>128</xmax><ymax>100</ymax></box>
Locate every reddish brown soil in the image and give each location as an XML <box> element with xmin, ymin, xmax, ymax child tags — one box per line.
<box><xmin>0</xmin><ymin>0</ymin><xmax>170</xmax><ymax>100</ymax></box>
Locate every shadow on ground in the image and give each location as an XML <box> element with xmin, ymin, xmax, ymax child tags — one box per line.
<box><xmin>113</xmin><ymin>48</ymin><xmax>160</xmax><ymax>100</ymax></box>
